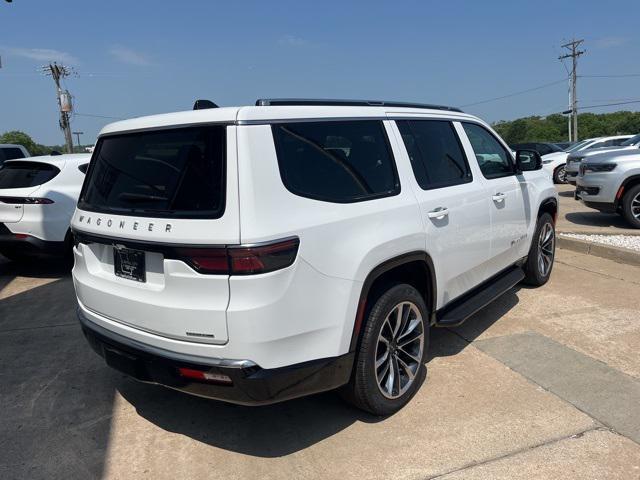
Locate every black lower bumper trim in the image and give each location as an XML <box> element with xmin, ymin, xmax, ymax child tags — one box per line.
<box><xmin>0</xmin><ymin>225</ymin><xmax>65</xmax><ymax>257</ymax></box>
<box><xmin>79</xmin><ymin>310</ymin><xmax>355</xmax><ymax>406</ymax></box>
<box><xmin>582</xmin><ymin>201</ymin><xmax>617</xmax><ymax>213</ymax></box>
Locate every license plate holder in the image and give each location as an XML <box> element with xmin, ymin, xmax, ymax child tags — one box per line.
<box><xmin>114</xmin><ymin>246</ymin><xmax>146</xmax><ymax>283</ymax></box>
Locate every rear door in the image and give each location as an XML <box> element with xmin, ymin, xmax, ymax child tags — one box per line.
<box><xmin>0</xmin><ymin>161</ymin><xmax>60</xmax><ymax>223</ymax></box>
<box><xmin>391</xmin><ymin>118</ymin><xmax>492</xmax><ymax>306</ymax></box>
<box><xmin>72</xmin><ymin>124</ymin><xmax>238</xmax><ymax>344</ymax></box>
<box><xmin>460</xmin><ymin>123</ymin><xmax>528</xmax><ymax>273</ymax></box>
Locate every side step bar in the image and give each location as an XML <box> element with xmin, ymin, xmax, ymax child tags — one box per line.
<box><xmin>435</xmin><ymin>267</ymin><xmax>525</xmax><ymax>327</ymax></box>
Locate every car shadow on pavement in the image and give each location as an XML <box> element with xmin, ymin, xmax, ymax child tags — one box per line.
<box><xmin>428</xmin><ymin>287</ymin><xmax>521</xmax><ymax>359</ymax></box>
<box><xmin>0</xmin><ymin>255</ymin><xmax>71</xmax><ymax>296</ymax></box>
<box><xmin>565</xmin><ymin>211</ymin><xmax>630</xmax><ymax>230</ymax></box>
<box><xmin>557</xmin><ymin>190</ymin><xmax>574</xmax><ymax>198</ymax></box>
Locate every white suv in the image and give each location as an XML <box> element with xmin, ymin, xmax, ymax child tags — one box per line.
<box><xmin>72</xmin><ymin>99</ymin><xmax>558</xmax><ymax>414</ymax></box>
<box><xmin>0</xmin><ymin>153</ymin><xmax>90</xmax><ymax>260</ymax></box>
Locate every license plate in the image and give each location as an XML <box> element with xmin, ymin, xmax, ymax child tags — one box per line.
<box><xmin>114</xmin><ymin>246</ymin><xmax>146</xmax><ymax>282</ymax></box>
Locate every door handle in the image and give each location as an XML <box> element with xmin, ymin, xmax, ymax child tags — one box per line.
<box><xmin>492</xmin><ymin>192</ymin><xmax>506</xmax><ymax>203</ymax></box>
<box><xmin>427</xmin><ymin>207</ymin><xmax>449</xmax><ymax>219</ymax></box>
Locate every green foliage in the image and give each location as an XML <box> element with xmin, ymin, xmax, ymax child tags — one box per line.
<box><xmin>0</xmin><ymin>130</ymin><xmax>65</xmax><ymax>156</ymax></box>
<box><xmin>492</xmin><ymin>111</ymin><xmax>640</xmax><ymax>145</ymax></box>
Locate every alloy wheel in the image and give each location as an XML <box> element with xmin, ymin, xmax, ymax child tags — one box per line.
<box><xmin>632</xmin><ymin>192</ymin><xmax>640</xmax><ymax>220</ymax></box>
<box><xmin>538</xmin><ymin>222</ymin><xmax>555</xmax><ymax>277</ymax></box>
<box><xmin>375</xmin><ymin>302</ymin><xmax>424</xmax><ymax>399</ymax></box>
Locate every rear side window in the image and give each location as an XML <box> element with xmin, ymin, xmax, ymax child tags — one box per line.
<box><xmin>462</xmin><ymin>123</ymin><xmax>514</xmax><ymax>179</ymax></box>
<box><xmin>0</xmin><ymin>161</ymin><xmax>60</xmax><ymax>189</ymax></box>
<box><xmin>79</xmin><ymin>126</ymin><xmax>226</xmax><ymax>219</ymax></box>
<box><xmin>272</xmin><ymin>120</ymin><xmax>399</xmax><ymax>203</ymax></box>
<box><xmin>1</xmin><ymin>148</ymin><xmax>26</xmax><ymax>160</ymax></box>
<box><xmin>396</xmin><ymin>120</ymin><xmax>471</xmax><ymax>190</ymax></box>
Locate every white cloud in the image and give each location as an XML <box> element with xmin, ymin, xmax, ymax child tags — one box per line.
<box><xmin>108</xmin><ymin>45</ymin><xmax>153</xmax><ymax>66</ymax></box>
<box><xmin>278</xmin><ymin>35</ymin><xmax>308</xmax><ymax>47</ymax></box>
<box><xmin>595</xmin><ymin>37</ymin><xmax>630</xmax><ymax>48</ymax></box>
<box><xmin>2</xmin><ymin>46</ymin><xmax>79</xmax><ymax>64</ymax></box>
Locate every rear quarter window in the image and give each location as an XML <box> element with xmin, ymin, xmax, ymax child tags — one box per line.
<box><xmin>271</xmin><ymin>120</ymin><xmax>399</xmax><ymax>203</ymax></box>
<box><xmin>0</xmin><ymin>161</ymin><xmax>60</xmax><ymax>189</ymax></box>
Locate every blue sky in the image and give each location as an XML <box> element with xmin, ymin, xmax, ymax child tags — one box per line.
<box><xmin>1</xmin><ymin>0</ymin><xmax>639</xmax><ymax>145</ymax></box>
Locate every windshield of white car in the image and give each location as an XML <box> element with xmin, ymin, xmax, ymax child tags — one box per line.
<box><xmin>567</xmin><ymin>140</ymin><xmax>590</xmax><ymax>152</ymax></box>
<box><xmin>620</xmin><ymin>134</ymin><xmax>640</xmax><ymax>146</ymax></box>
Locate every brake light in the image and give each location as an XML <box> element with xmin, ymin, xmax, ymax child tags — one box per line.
<box><xmin>0</xmin><ymin>197</ymin><xmax>54</xmax><ymax>204</ymax></box>
<box><xmin>174</xmin><ymin>237</ymin><xmax>299</xmax><ymax>275</ymax></box>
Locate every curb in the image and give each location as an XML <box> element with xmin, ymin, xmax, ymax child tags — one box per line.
<box><xmin>557</xmin><ymin>236</ymin><xmax>640</xmax><ymax>266</ymax></box>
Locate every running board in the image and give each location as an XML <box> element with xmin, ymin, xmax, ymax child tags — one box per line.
<box><xmin>435</xmin><ymin>267</ymin><xmax>525</xmax><ymax>327</ymax></box>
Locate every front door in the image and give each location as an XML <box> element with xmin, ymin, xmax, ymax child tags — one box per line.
<box><xmin>459</xmin><ymin>122</ymin><xmax>528</xmax><ymax>274</ymax></box>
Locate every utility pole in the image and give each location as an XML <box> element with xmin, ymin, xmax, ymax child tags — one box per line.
<box><xmin>42</xmin><ymin>62</ymin><xmax>74</xmax><ymax>153</ymax></box>
<box><xmin>559</xmin><ymin>39</ymin><xmax>585</xmax><ymax>141</ymax></box>
<box><xmin>73</xmin><ymin>131</ymin><xmax>83</xmax><ymax>151</ymax></box>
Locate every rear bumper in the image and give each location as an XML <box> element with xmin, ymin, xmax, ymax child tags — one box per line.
<box><xmin>79</xmin><ymin>309</ymin><xmax>355</xmax><ymax>406</ymax></box>
<box><xmin>0</xmin><ymin>223</ymin><xmax>65</xmax><ymax>256</ymax></box>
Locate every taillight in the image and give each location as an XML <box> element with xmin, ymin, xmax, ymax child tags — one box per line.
<box><xmin>174</xmin><ymin>237</ymin><xmax>299</xmax><ymax>275</ymax></box>
<box><xmin>0</xmin><ymin>197</ymin><xmax>54</xmax><ymax>204</ymax></box>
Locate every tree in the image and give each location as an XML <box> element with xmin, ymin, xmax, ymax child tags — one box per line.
<box><xmin>0</xmin><ymin>130</ymin><xmax>40</xmax><ymax>155</ymax></box>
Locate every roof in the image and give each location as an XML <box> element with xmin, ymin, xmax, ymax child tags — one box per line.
<box><xmin>98</xmin><ymin>103</ymin><xmax>478</xmax><ymax>136</ymax></box>
<box><xmin>4</xmin><ymin>153</ymin><xmax>90</xmax><ymax>167</ymax></box>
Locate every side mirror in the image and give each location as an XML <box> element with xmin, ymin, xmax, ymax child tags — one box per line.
<box><xmin>515</xmin><ymin>149</ymin><xmax>542</xmax><ymax>173</ymax></box>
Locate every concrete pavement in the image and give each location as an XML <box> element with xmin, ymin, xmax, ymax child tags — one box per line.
<box><xmin>1</xmin><ymin>250</ymin><xmax>639</xmax><ymax>479</ymax></box>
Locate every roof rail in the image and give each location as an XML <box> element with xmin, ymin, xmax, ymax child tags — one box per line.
<box><xmin>255</xmin><ymin>98</ymin><xmax>463</xmax><ymax>112</ymax></box>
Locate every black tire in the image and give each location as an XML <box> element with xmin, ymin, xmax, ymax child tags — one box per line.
<box><xmin>523</xmin><ymin>213</ymin><xmax>556</xmax><ymax>286</ymax></box>
<box><xmin>342</xmin><ymin>283</ymin><xmax>429</xmax><ymax>416</ymax></box>
<box><xmin>621</xmin><ymin>184</ymin><xmax>640</xmax><ymax>229</ymax></box>
<box><xmin>553</xmin><ymin>165</ymin><xmax>567</xmax><ymax>184</ymax></box>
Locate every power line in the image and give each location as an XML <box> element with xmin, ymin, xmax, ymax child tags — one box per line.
<box><xmin>460</xmin><ymin>79</ymin><xmax>567</xmax><ymax>107</ymax></box>
<box><xmin>580</xmin><ymin>99</ymin><xmax>640</xmax><ymax>110</ymax></box>
<box><xmin>74</xmin><ymin>112</ymin><xmax>125</xmax><ymax>120</ymax></box>
<box><xmin>580</xmin><ymin>73</ymin><xmax>640</xmax><ymax>78</ymax></box>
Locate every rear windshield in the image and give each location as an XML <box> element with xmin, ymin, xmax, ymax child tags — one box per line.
<box><xmin>0</xmin><ymin>161</ymin><xmax>60</xmax><ymax>189</ymax></box>
<box><xmin>78</xmin><ymin>126</ymin><xmax>226</xmax><ymax>219</ymax></box>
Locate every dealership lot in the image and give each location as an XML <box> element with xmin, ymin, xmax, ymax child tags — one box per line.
<box><xmin>1</xmin><ymin>247</ymin><xmax>639</xmax><ymax>479</ymax></box>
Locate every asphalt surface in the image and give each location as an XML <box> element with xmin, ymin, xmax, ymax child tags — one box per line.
<box><xmin>1</xmin><ymin>249</ymin><xmax>639</xmax><ymax>479</ymax></box>
<box><xmin>556</xmin><ymin>183</ymin><xmax>640</xmax><ymax>235</ymax></box>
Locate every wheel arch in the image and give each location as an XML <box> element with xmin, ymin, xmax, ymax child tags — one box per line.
<box><xmin>538</xmin><ymin>197</ymin><xmax>558</xmax><ymax>224</ymax></box>
<box><xmin>616</xmin><ymin>175</ymin><xmax>640</xmax><ymax>209</ymax></box>
<box><xmin>348</xmin><ymin>251</ymin><xmax>436</xmax><ymax>352</ymax></box>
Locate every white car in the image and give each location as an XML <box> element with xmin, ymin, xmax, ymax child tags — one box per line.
<box><xmin>0</xmin><ymin>154</ymin><xmax>90</xmax><ymax>261</ymax></box>
<box><xmin>0</xmin><ymin>144</ymin><xmax>30</xmax><ymax>165</ymax></box>
<box><xmin>541</xmin><ymin>135</ymin><xmax>633</xmax><ymax>184</ymax></box>
<box><xmin>71</xmin><ymin>99</ymin><xmax>557</xmax><ymax>415</ymax></box>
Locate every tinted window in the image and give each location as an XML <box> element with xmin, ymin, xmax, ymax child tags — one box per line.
<box><xmin>272</xmin><ymin>120</ymin><xmax>398</xmax><ymax>203</ymax></box>
<box><xmin>0</xmin><ymin>161</ymin><xmax>60</xmax><ymax>189</ymax></box>
<box><xmin>397</xmin><ymin>120</ymin><xmax>471</xmax><ymax>189</ymax></box>
<box><xmin>2</xmin><ymin>148</ymin><xmax>26</xmax><ymax>160</ymax></box>
<box><xmin>610</xmin><ymin>138</ymin><xmax>629</xmax><ymax>146</ymax></box>
<box><xmin>620</xmin><ymin>134</ymin><xmax>640</xmax><ymax>146</ymax></box>
<box><xmin>462</xmin><ymin>123</ymin><xmax>514</xmax><ymax>179</ymax></box>
<box><xmin>78</xmin><ymin>163</ymin><xmax>89</xmax><ymax>174</ymax></box>
<box><xmin>79</xmin><ymin>126</ymin><xmax>226</xmax><ymax>219</ymax></box>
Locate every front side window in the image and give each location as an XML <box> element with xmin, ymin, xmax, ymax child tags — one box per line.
<box><xmin>272</xmin><ymin>120</ymin><xmax>399</xmax><ymax>203</ymax></box>
<box><xmin>462</xmin><ymin>123</ymin><xmax>514</xmax><ymax>179</ymax></box>
<box><xmin>79</xmin><ymin>125</ymin><xmax>226</xmax><ymax>218</ymax></box>
<box><xmin>397</xmin><ymin>120</ymin><xmax>471</xmax><ymax>189</ymax></box>
<box><xmin>0</xmin><ymin>161</ymin><xmax>60</xmax><ymax>188</ymax></box>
